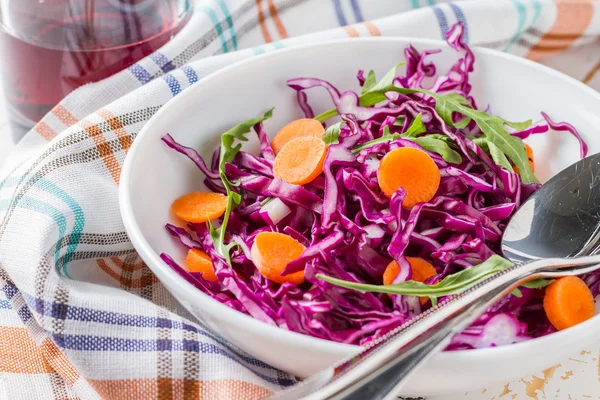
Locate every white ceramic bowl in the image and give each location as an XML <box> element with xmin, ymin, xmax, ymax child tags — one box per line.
<box><xmin>120</xmin><ymin>38</ymin><xmax>600</xmax><ymax>397</ymax></box>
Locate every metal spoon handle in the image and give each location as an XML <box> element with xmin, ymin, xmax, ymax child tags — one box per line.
<box><xmin>271</xmin><ymin>255</ymin><xmax>600</xmax><ymax>400</ymax></box>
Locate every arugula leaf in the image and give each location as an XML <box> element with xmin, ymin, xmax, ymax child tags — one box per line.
<box><xmin>393</xmin><ymin>116</ymin><xmax>407</xmax><ymax>127</ymax></box>
<box><xmin>361</xmin><ymin>70</ymin><xmax>377</xmax><ymax>94</ymax></box>
<box><xmin>487</xmin><ymin>141</ymin><xmax>514</xmax><ymax>172</ymax></box>
<box><xmin>465</xmin><ymin>109</ymin><xmax>535</xmax><ymax>183</ymax></box>
<box><xmin>352</xmin><ymin>125</ymin><xmax>395</xmax><ymax>153</ymax></box>
<box><xmin>365</xmin><ymin>86</ymin><xmax>537</xmax><ymax>184</ymax></box>
<box><xmin>432</xmin><ymin>92</ymin><xmax>472</xmax><ymax>127</ymax></box>
<box><xmin>522</xmin><ymin>278</ymin><xmax>553</xmax><ymax>289</ymax></box>
<box><xmin>219</xmin><ymin>108</ymin><xmax>274</xmax><ymax>173</ymax></box>
<box><xmin>511</xmin><ymin>278</ymin><xmax>553</xmax><ymax>298</ymax></box>
<box><xmin>454</xmin><ymin>116</ymin><xmax>472</xmax><ymax>129</ymax></box>
<box><xmin>473</xmin><ymin>138</ymin><xmax>514</xmax><ymax>172</ymax></box>
<box><xmin>208</xmin><ymin>221</ymin><xmax>238</xmax><ymax>266</ymax></box>
<box><xmin>314</xmin><ymin>109</ymin><xmax>338</xmax><ymax>124</ymax></box>
<box><xmin>351</xmin><ymin>113</ymin><xmax>422</xmax><ymax>154</ymax></box>
<box><xmin>424</xmin><ymin>133</ymin><xmax>456</xmax><ymax>143</ymax></box>
<box><xmin>399</xmin><ymin>113</ymin><xmax>425</xmax><ymax>137</ymax></box>
<box><xmin>417</xmin><ymin>92</ymin><xmax>532</xmax><ymax>175</ymax></box>
<box><xmin>362</xmin><ymin>63</ymin><xmax>405</xmax><ymax>104</ymax></box>
<box><xmin>317</xmin><ymin>255</ymin><xmax>512</xmax><ymax>304</ymax></box>
<box><xmin>350</xmin><ymin>113</ymin><xmax>459</xmax><ymax>162</ymax></box>
<box><xmin>315</xmin><ymin>62</ymin><xmax>405</xmax><ymax>122</ymax></box>
<box><xmin>351</xmin><ymin>113</ymin><xmax>431</xmax><ymax>154</ymax></box>
<box><xmin>322</xmin><ymin>122</ymin><xmax>343</xmax><ymax>145</ymax></box>
<box><xmin>314</xmin><ymin>68</ymin><xmax>537</xmax><ymax>183</ymax></box>
<box><xmin>406</xmin><ymin>136</ymin><xmax>462</xmax><ymax>164</ymax></box>
<box><xmin>421</xmin><ymin>91</ymin><xmax>535</xmax><ymax>183</ymax></box>
<box><xmin>210</xmin><ymin>109</ymin><xmax>274</xmax><ymax>265</ymax></box>
<box><xmin>501</xmin><ymin>118</ymin><xmax>532</xmax><ymax>131</ymax></box>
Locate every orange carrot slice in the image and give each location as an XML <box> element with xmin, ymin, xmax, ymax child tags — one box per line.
<box><xmin>383</xmin><ymin>257</ymin><xmax>437</xmax><ymax>304</ymax></box>
<box><xmin>273</xmin><ymin>136</ymin><xmax>328</xmax><ymax>185</ymax></box>
<box><xmin>514</xmin><ymin>144</ymin><xmax>534</xmax><ymax>175</ymax></box>
<box><xmin>271</xmin><ymin>119</ymin><xmax>325</xmax><ymax>155</ymax></box>
<box><xmin>543</xmin><ymin>276</ymin><xmax>595</xmax><ymax>331</ymax></box>
<box><xmin>171</xmin><ymin>192</ymin><xmax>228</xmax><ymax>223</ymax></box>
<box><xmin>251</xmin><ymin>232</ymin><xmax>306</xmax><ymax>285</ymax></box>
<box><xmin>185</xmin><ymin>248</ymin><xmax>218</xmax><ymax>282</ymax></box>
<box><xmin>377</xmin><ymin>147</ymin><xmax>440</xmax><ymax>208</ymax></box>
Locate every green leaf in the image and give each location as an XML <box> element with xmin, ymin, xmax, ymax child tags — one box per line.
<box><xmin>347</xmin><ymin>83</ymin><xmax>535</xmax><ymax>182</ymax></box>
<box><xmin>433</xmin><ymin>92</ymin><xmax>471</xmax><ymax>127</ymax></box>
<box><xmin>501</xmin><ymin>118</ymin><xmax>532</xmax><ymax>131</ymax></box>
<box><xmin>322</xmin><ymin>122</ymin><xmax>343</xmax><ymax>145</ymax></box>
<box><xmin>314</xmin><ymin>67</ymin><xmax>537</xmax><ymax>183</ymax></box>
<box><xmin>413</xmin><ymin>89</ymin><xmax>537</xmax><ymax>184</ymax></box>
<box><xmin>474</xmin><ymin>138</ymin><xmax>514</xmax><ymax>172</ymax></box>
<box><xmin>315</xmin><ymin>62</ymin><xmax>405</xmax><ymax>121</ymax></box>
<box><xmin>522</xmin><ymin>278</ymin><xmax>553</xmax><ymax>289</ymax></box>
<box><xmin>212</xmin><ymin>109</ymin><xmax>274</xmax><ymax>264</ymax></box>
<box><xmin>481</xmin><ymin>116</ymin><xmax>536</xmax><ymax>183</ymax></box>
<box><xmin>408</xmin><ymin>136</ymin><xmax>463</xmax><ymax>164</ymax></box>
<box><xmin>314</xmin><ymin>109</ymin><xmax>339</xmax><ymax>123</ymax></box>
<box><xmin>393</xmin><ymin>116</ymin><xmax>407</xmax><ymax>126</ymax></box>
<box><xmin>471</xmin><ymin>137</ymin><xmax>485</xmax><ymax>147</ymax></box>
<box><xmin>382</xmin><ymin>125</ymin><xmax>393</xmax><ymax>139</ymax></box>
<box><xmin>425</xmin><ymin>133</ymin><xmax>455</xmax><ymax>143</ymax></box>
<box><xmin>208</xmin><ymin>220</ymin><xmax>234</xmax><ymax>266</ymax></box>
<box><xmin>511</xmin><ymin>278</ymin><xmax>553</xmax><ymax>298</ymax></box>
<box><xmin>361</xmin><ymin>70</ymin><xmax>377</xmax><ymax>94</ymax></box>
<box><xmin>400</xmin><ymin>113</ymin><xmax>426</xmax><ymax>137</ymax></box>
<box><xmin>453</xmin><ymin>107</ymin><xmax>537</xmax><ymax>184</ymax></box>
<box><xmin>399</xmin><ymin>119</ymin><xmax>462</xmax><ymax>164</ymax></box>
<box><xmin>454</xmin><ymin>116</ymin><xmax>472</xmax><ymax>129</ymax></box>
<box><xmin>352</xmin><ymin>113</ymin><xmax>425</xmax><ymax>153</ymax></box>
<box><xmin>387</xmin><ymin>87</ymin><xmax>535</xmax><ymax>182</ymax></box>
<box><xmin>317</xmin><ymin>255</ymin><xmax>512</xmax><ymax>302</ymax></box>
<box><xmin>366</xmin><ymin>63</ymin><xmax>405</xmax><ymax>98</ymax></box>
<box><xmin>352</xmin><ymin>126</ymin><xmax>395</xmax><ymax>153</ymax></box>
<box><xmin>219</xmin><ymin>108</ymin><xmax>273</xmax><ymax>170</ymax></box>
<box><xmin>358</xmin><ymin>91</ymin><xmax>390</xmax><ymax>110</ymax></box>
<box><xmin>487</xmin><ymin>141</ymin><xmax>515</xmax><ymax>173</ymax></box>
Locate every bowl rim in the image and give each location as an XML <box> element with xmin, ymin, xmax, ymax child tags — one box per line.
<box><xmin>119</xmin><ymin>36</ymin><xmax>600</xmax><ymax>364</ymax></box>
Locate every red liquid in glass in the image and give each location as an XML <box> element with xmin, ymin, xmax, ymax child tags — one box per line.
<box><xmin>0</xmin><ymin>0</ymin><xmax>190</xmax><ymax>124</ymax></box>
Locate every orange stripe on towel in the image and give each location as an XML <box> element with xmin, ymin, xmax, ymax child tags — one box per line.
<box><xmin>527</xmin><ymin>0</ymin><xmax>593</xmax><ymax>60</ymax></box>
<box><xmin>256</xmin><ymin>0</ymin><xmax>273</xmax><ymax>43</ymax></box>
<box><xmin>344</xmin><ymin>25</ymin><xmax>360</xmax><ymax>37</ymax></box>
<box><xmin>364</xmin><ymin>21</ymin><xmax>381</xmax><ymax>36</ymax></box>
<box><xmin>267</xmin><ymin>0</ymin><xmax>288</xmax><ymax>38</ymax></box>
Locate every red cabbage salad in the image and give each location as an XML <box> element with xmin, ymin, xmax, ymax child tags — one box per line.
<box><xmin>160</xmin><ymin>23</ymin><xmax>596</xmax><ymax>349</ymax></box>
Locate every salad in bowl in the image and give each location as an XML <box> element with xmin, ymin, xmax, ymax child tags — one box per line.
<box><xmin>159</xmin><ymin>23</ymin><xmax>595</xmax><ymax>351</ymax></box>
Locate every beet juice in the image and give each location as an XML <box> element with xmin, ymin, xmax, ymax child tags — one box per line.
<box><xmin>0</xmin><ymin>0</ymin><xmax>191</xmax><ymax>130</ymax></box>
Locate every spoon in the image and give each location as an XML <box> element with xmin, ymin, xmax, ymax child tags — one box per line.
<box><xmin>271</xmin><ymin>152</ymin><xmax>600</xmax><ymax>400</ymax></box>
<box><xmin>502</xmin><ymin>153</ymin><xmax>600</xmax><ymax>262</ymax></box>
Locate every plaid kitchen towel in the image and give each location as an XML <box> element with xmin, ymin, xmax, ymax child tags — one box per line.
<box><xmin>1</xmin><ymin>0</ymin><xmax>600</xmax><ymax>399</ymax></box>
